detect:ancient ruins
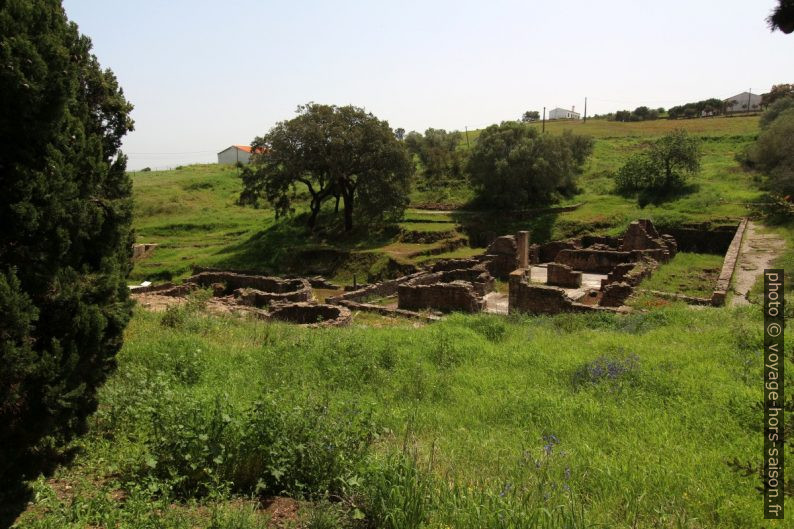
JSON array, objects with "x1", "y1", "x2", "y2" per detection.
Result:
[{"x1": 131, "y1": 217, "x2": 747, "y2": 324}]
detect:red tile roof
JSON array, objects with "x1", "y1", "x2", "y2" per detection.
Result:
[{"x1": 233, "y1": 145, "x2": 265, "y2": 154}]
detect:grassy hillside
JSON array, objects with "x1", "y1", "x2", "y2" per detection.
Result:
[
  {"x1": 462, "y1": 115, "x2": 759, "y2": 142},
  {"x1": 17, "y1": 115, "x2": 793, "y2": 529},
  {"x1": 15, "y1": 304, "x2": 783, "y2": 528},
  {"x1": 129, "y1": 116, "x2": 761, "y2": 284}
]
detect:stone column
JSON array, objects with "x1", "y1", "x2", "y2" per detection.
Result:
[{"x1": 516, "y1": 230, "x2": 529, "y2": 269}]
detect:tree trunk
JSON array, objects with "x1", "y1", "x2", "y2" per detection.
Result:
[
  {"x1": 342, "y1": 191, "x2": 354, "y2": 232},
  {"x1": 334, "y1": 194, "x2": 340, "y2": 214},
  {"x1": 308, "y1": 199, "x2": 320, "y2": 229}
]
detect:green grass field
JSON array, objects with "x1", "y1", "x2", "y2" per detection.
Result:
[
  {"x1": 638, "y1": 252, "x2": 725, "y2": 298},
  {"x1": 15, "y1": 303, "x2": 787, "y2": 529},
  {"x1": 21, "y1": 115, "x2": 790, "y2": 528},
  {"x1": 130, "y1": 117, "x2": 761, "y2": 284}
]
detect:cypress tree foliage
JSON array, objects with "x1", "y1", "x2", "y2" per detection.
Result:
[{"x1": 0, "y1": 0, "x2": 134, "y2": 514}]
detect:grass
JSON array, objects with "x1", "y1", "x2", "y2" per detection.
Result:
[
  {"x1": 129, "y1": 117, "x2": 760, "y2": 283},
  {"x1": 462, "y1": 115, "x2": 760, "y2": 142},
  {"x1": 13, "y1": 303, "x2": 786, "y2": 528},
  {"x1": 638, "y1": 252, "x2": 725, "y2": 298}
]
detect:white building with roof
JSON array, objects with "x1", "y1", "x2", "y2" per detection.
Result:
[
  {"x1": 217, "y1": 145, "x2": 254, "y2": 165},
  {"x1": 548, "y1": 107, "x2": 580, "y2": 120},
  {"x1": 723, "y1": 92, "x2": 762, "y2": 114}
]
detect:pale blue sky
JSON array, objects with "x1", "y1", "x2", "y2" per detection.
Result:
[{"x1": 63, "y1": 0, "x2": 792, "y2": 170}]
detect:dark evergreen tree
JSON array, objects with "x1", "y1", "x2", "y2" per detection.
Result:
[
  {"x1": 769, "y1": 0, "x2": 794, "y2": 33},
  {"x1": 0, "y1": 0, "x2": 134, "y2": 516}
]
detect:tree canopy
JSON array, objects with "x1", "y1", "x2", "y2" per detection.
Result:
[
  {"x1": 768, "y1": 0, "x2": 794, "y2": 33},
  {"x1": 762, "y1": 84, "x2": 794, "y2": 107},
  {"x1": 521, "y1": 110, "x2": 540, "y2": 122},
  {"x1": 466, "y1": 122, "x2": 593, "y2": 209},
  {"x1": 240, "y1": 103, "x2": 412, "y2": 232},
  {"x1": 667, "y1": 98, "x2": 725, "y2": 119},
  {"x1": 0, "y1": 0, "x2": 134, "y2": 514},
  {"x1": 614, "y1": 130, "x2": 701, "y2": 205},
  {"x1": 404, "y1": 128, "x2": 465, "y2": 187}
]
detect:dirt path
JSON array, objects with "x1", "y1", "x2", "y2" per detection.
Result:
[{"x1": 730, "y1": 221, "x2": 786, "y2": 306}]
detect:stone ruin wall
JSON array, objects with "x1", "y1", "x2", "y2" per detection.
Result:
[
  {"x1": 398, "y1": 280, "x2": 484, "y2": 313},
  {"x1": 546, "y1": 263, "x2": 582, "y2": 288},
  {"x1": 506, "y1": 219, "x2": 678, "y2": 314},
  {"x1": 186, "y1": 271, "x2": 313, "y2": 303}
]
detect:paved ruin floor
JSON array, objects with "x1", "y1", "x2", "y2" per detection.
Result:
[
  {"x1": 730, "y1": 221, "x2": 786, "y2": 306},
  {"x1": 530, "y1": 265, "x2": 607, "y2": 300},
  {"x1": 483, "y1": 292, "x2": 508, "y2": 314},
  {"x1": 483, "y1": 266, "x2": 607, "y2": 315}
]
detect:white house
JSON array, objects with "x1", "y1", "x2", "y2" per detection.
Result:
[
  {"x1": 217, "y1": 145, "x2": 254, "y2": 165},
  {"x1": 548, "y1": 107, "x2": 580, "y2": 120},
  {"x1": 723, "y1": 92, "x2": 762, "y2": 114}
]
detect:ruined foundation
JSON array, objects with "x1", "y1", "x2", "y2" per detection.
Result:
[
  {"x1": 186, "y1": 271, "x2": 312, "y2": 304},
  {"x1": 268, "y1": 302, "x2": 352, "y2": 327}
]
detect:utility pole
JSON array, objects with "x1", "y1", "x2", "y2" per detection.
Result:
[
  {"x1": 465, "y1": 126, "x2": 470, "y2": 149},
  {"x1": 583, "y1": 97, "x2": 587, "y2": 123},
  {"x1": 542, "y1": 107, "x2": 546, "y2": 133},
  {"x1": 747, "y1": 88, "x2": 752, "y2": 115}
]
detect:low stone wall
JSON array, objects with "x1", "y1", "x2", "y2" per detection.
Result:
[
  {"x1": 398, "y1": 280, "x2": 484, "y2": 313},
  {"x1": 711, "y1": 218, "x2": 748, "y2": 306},
  {"x1": 186, "y1": 271, "x2": 312, "y2": 302},
  {"x1": 535, "y1": 240, "x2": 579, "y2": 263},
  {"x1": 665, "y1": 223, "x2": 737, "y2": 253},
  {"x1": 600, "y1": 282, "x2": 633, "y2": 307},
  {"x1": 547, "y1": 263, "x2": 582, "y2": 288},
  {"x1": 431, "y1": 258, "x2": 483, "y2": 272},
  {"x1": 603, "y1": 258, "x2": 658, "y2": 288},
  {"x1": 508, "y1": 271, "x2": 619, "y2": 315},
  {"x1": 328, "y1": 271, "x2": 428, "y2": 304},
  {"x1": 638, "y1": 289, "x2": 712, "y2": 306},
  {"x1": 268, "y1": 302, "x2": 351, "y2": 327},
  {"x1": 335, "y1": 300, "x2": 441, "y2": 322},
  {"x1": 556, "y1": 249, "x2": 634, "y2": 273},
  {"x1": 132, "y1": 243, "x2": 158, "y2": 260}
]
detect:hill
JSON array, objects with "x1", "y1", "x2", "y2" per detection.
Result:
[{"x1": 130, "y1": 116, "x2": 762, "y2": 284}]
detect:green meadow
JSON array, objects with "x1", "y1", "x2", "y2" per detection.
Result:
[
  {"x1": 15, "y1": 303, "x2": 788, "y2": 528},
  {"x1": 130, "y1": 116, "x2": 762, "y2": 284},
  {"x1": 15, "y1": 115, "x2": 792, "y2": 529}
]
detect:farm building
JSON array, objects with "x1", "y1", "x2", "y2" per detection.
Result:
[
  {"x1": 217, "y1": 145, "x2": 256, "y2": 165},
  {"x1": 723, "y1": 92, "x2": 762, "y2": 114},
  {"x1": 548, "y1": 107, "x2": 580, "y2": 120}
]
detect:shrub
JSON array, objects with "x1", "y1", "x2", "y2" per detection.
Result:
[
  {"x1": 759, "y1": 96, "x2": 794, "y2": 129},
  {"x1": 467, "y1": 122, "x2": 593, "y2": 209},
  {"x1": 0, "y1": 0, "x2": 134, "y2": 508},
  {"x1": 613, "y1": 130, "x2": 701, "y2": 205},
  {"x1": 746, "y1": 108, "x2": 794, "y2": 198},
  {"x1": 138, "y1": 391, "x2": 377, "y2": 500},
  {"x1": 234, "y1": 396, "x2": 376, "y2": 498}
]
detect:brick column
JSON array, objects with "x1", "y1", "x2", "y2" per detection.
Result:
[{"x1": 516, "y1": 230, "x2": 529, "y2": 269}]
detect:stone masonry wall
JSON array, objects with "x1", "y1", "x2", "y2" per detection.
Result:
[
  {"x1": 556, "y1": 249, "x2": 634, "y2": 273},
  {"x1": 186, "y1": 272, "x2": 312, "y2": 301},
  {"x1": 398, "y1": 281, "x2": 483, "y2": 313},
  {"x1": 546, "y1": 263, "x2": 582, "y2": 288}
]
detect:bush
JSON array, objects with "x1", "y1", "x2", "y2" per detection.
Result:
[
  {"x1": 759, "y1": 96, "x2": 794, "y2": 129},
  {"x1": 613, "y1": 130, "x2": 701, "y2": 205},
  {"x1": 138, "y1": 391, "x2": 377, "y2": 500},
  {"x1": 467, "y1": 122, "x2": 593, "y2": 209},
  {"x1": 746, "y1": 108, "x2": 794, "y2": 198},
  {"x1": 0, "y1": 0, "x2": 134, "y2": 510}
]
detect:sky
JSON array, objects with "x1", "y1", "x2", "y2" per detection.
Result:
[{"x1": 62, "y1": 0, "x2": 792, "y2": 170}]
